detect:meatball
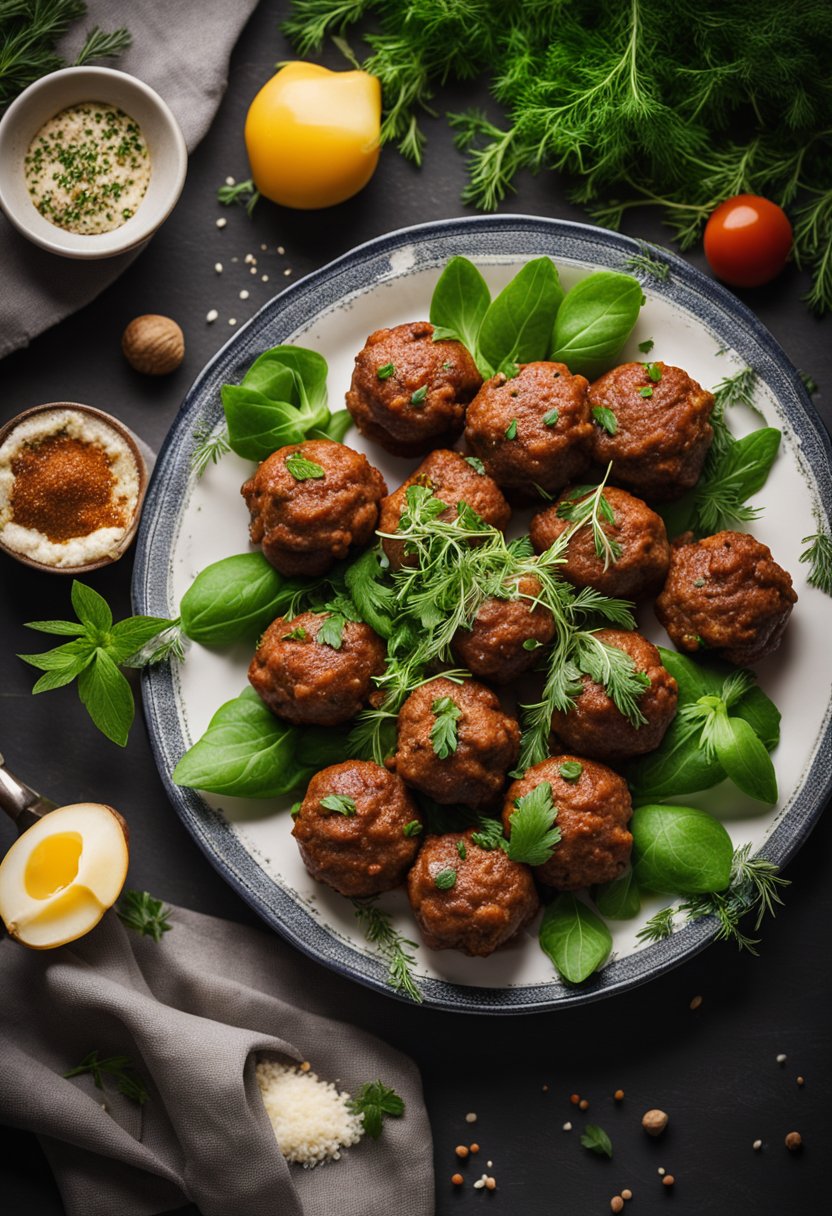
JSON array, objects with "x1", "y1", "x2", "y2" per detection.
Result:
[
  {"x1": 502, "y1": 756, "x2": 633, "y2": 891},
  {"x1": 530, "y1": 485, "x2": 671, "y2": 599},
  {"x1": 378, "y1": 448, "x2": 511, "y2": 570},
  {"x1": 655, "y1": 530, "x2": 797, "y2": 665},
  {"x1": 407, "y1": 829, "x2": 539, "y2": 956},
  {"x1": 588, "y1": 362, "x2": 714, "y2": 501},
  {"x1": 551, "y1": 629, "x2": 678, "y2": 762},
  {"x1": 242, "y1": 439, "x2": 386, "y2": 576},
  {"x1": 248, "y1": 612, "x2": 385, "y2": 726},
  {"x1": 292, "y1": 761, "x2": 421, "y2": 897},
  {"x1": 463, "y1": 361, "x2": 593, "y2": 501},
  {"x1": 452, "y1": 575, "x2": 555, "y2": 684},
  {"x1": 346, "y1": 321, "x2": 482, "y2": 457},
  {"x1": 389, "y1": 676, "x2": 520, "y2": 808}
]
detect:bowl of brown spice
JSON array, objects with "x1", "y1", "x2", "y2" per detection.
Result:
[{"x1": 0, "y1": 402, "x2": 148, "y2": 574}]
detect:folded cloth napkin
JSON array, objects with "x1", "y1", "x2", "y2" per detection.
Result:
[
  {"x1": 0, "y1": 0, "x2": 259, "y2": 359},
  {"x1": 0, "y1": 904, "x2": 434, "y2": 1216}
]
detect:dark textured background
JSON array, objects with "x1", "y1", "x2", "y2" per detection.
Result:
[{"x1": 1, "y1": 5, "x2": 829, "y2": 1213}]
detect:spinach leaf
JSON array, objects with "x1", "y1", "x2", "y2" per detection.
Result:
[
  {"x1": 180, "y1": 552, "x2": 305, "y2": 647},
  {"x1": 550, "y1": 271, "x2": 643, "y2": 378},
  {"x1": 733, "y1": 685, "x2": 781, "y2": 751},
  {"x1": 310, "y1": 409, "x2": 352, "y2": 443},
  {"x1": 221, "y1": 385, "x2": 309, "y2": 460},
  {"x1": 173, "y1": 688, "x2": 331, "y2": 798},
  {"x1": 593, "y1": 869, "x2": 641, "y2": 920},
  {"x1": 539, "y1": 893, "x2": 612, "y2": 984},
  {"x1": 243, "y1": 346, "x2": 328, "y2": 414},
  {"x1": 712, "y1": 713, "x2": 778, "y2": 804},
  {"x1": 222, "y1": 345, "x2": 331, "y2": 460},
  {"x1": 631, "y1": 803, "x2": 734, "y2": 895},
  {"x1": 628, "y1": 715, "x2": 725, "y2": 803},
  {"x1": 656, "y1": 646, "x2": 726, "y2": 703},
  {"x1": 429, "y1": 256, "x2": 491, "y2": 360},
  {"x1": 477, "y1": 257, "x2": 564, "y2": 375}
]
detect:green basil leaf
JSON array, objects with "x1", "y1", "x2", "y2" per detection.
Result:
[
  {"x1": 108, "y1": 616, "x2": 174, "y2": 662},
  {"x1": 581, "y1": 1124, "x2": 613, "y2": 1158},
  {"x1": 240, "y1": 358, "x2": 297, "y2": 405},
  {"x1": 173, "y1": 687, "x2": 318, "y2": 798},
  {"x1": 76, "y1": 650, "x2": 134, "y2": 747},
  {"x1": 656, "y1": 646, "x2": 727, "y2": 702},
  {"x1": 733, "y1": 685, "x2": 781, "y2": 752},
  {"x1": 593, "y1": 869, "x2": 641, "y2": 920},
  {"x1": 345, "y1": 549, "x2": 397, "y2": 640},
  {"x1": 539, "y1": 893, "x2": 612, "y2": 984},
  {"x1": 71, "y1": 581, "x2": 112, "y2": 634},
  {"x1": 429, "y1": 255, "x2": 492, "y2": 360},
  {"x1": 550, "y1": 271, "x2": 643, "y2": 378},
  {"x1": 23, "y1": 620, "x2": 87, "y2": 636},
  {"x1": 309, "y1": 409, "x2": 352, "y2": 443},
  {"x1": 631, "y1": 803, "x2": 734, "y2": 895},
  {"x1": 18, "y1": 638, "x2": 96, "y2": 671},
  {"x1": 712, "y1": 713, "x2": 778, "y2": 804},
  {"x1": 222, "y1": 384, "x2": 308, "y2": 460},
  {"x1": 627, "y1": 715, "x2": 725, "y2": 802},
  {"x1": 242, "y1": 345, "x2": 328, "y2": 415},
  {"x1": 31, "y1": 653, "x2": 94, "y2": 693},
  {"x1": 477, "y1": 257, "x2": 564, "y2": 375},
  {"x1": 180, "y1": 553, "x2": 305, "y2": 647},
  {"x1": 714, "y1": 427, "x2": 782, "y2": 502}
]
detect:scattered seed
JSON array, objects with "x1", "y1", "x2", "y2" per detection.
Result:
[
  {"x1": 485, "y1": 1177, "x2": 497, "y2": 1191},
  {"x1": 239, "y1": 289, "x2": 250, "y2": 300},
  {"x1": 470, "y1": 1144, "x2": 480, "y2": 1154},
  {"x1": 228, "y1": 317, "x2": 237, "y2": 326},
  {"x1": 250, "y1": 266, "x2": 257, "y2": 274},
  {"x1": 277, "y1": 245, "x2": 285, "y2": 254},
  {"x1": 611, "y1": 1199, "x2": 625, "y2": 1214},
  {"x1": 614, "y1": 1089, "x2": 625, "y2": 1102},
  {"x1": 451, "y1": 1174, "x2": 464, "y2": 1187},
  {"x1": 473, "y1": 1178, "x2": 486, "y2": 1190},
  {"x1": 214, "y1": 262, "x2": 223, "y2": 273},
  {"x1": 563, "y1": 1122, "x2": 573, "y2": 1132},
  {"x1": 465, "y1": 1112, "x2": 478, "y2": 1123},
  {"x1": 642, "y1": 1109, "x2": 669, "y2": 1137},
  {"x1": 260, "y1": 243, "x2": 267, "y2": 251},
  {"x1": 663, "y1": 1175, "x2": 675, "y2": 1188},
  {"x1": 205, "y1": 309, "x2": 218, "y2": 323},
  {"x1": 690, "y1": 994, "x2": 703, "y2": 1010},
  {"x1": 658, "y1": 1168, "x2": 666, "y2": 1177},
  {"x1": 621, "y1": 1190, "x2": 633, "y2": 1201},
  {"x1": 753, "y1": 1140, "x2": 763, "y2": 1151},
  {"x1": 579, "y1": 1099, "x2": 590, "y2": 1111},
  {"x1": 785, "y1": 1131, "x2": 802, "y2": 1151},
  {"x1": 299, "y1": 1061, "x2": 311, "y2": 1072},
  {"x1": 284, "y1": 268, "x2": 293, "y2": 276},
  {"x1": 486, "y1": 1159, "x2": 493, "y2": 1168},
  {"x1": 244, "y1": 253, "x2": 255, "y2": 264},
  {"x1": 455, "y1": 1146, "x2": 469, "y2": 1159},
  {"x1": 225, "y1": 175, "x2": 235, "y2": 186},
  {"x1": 797, "y1": 1076, "x2": 805, "y2": 1086},
  {"x1": 776, "y1": 1054, "x2": 787, "y2": 1065},
  {"x1": 215, "y1": 218, "x2": 227, "y2": 229},
  {"x1": 262, "y1": 274, "x2": 269, "y2": 282}
]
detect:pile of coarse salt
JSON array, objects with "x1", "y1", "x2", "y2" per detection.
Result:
[{"x1": 256, "y1": 1058, "x2": 364, "y2": 1167}]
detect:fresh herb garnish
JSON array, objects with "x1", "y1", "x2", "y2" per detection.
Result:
[
  {"x1": 348, "y1": 1080, "x2": 405, "y2": 1140},
  {"x1": 505, "y1": 417, "x2": 518, "y2": 439},
  {"x1": 403, "y1": 819, "x2": 423, "y2": 837},
  {"x1": 539, "y1": 894, "x2": 612, "y2": 983},
  {"x1": 433, "y1": 867, "x2": 458, "y2": 890},
  {"x1": 216, "y1": 178, "x2": 260, "y2": 215},
  {"x1": 282, "y1": 625, "x2": 308, "y2": 641},
  {"x1": 290, "y1": 801, "x2": 302, "y2": 818},
  {"x1": 117, "y1": 890, "x2": 172, "y2": 943},
  {"x1": 581, "y1": 1124, "x2": 613, "y2": 1158},
  {"x1": 352, "y1": 897, "x2": 422, "y2": 1002},
  {"x1": 624, "y1": 245, "x2": 670, "y2": 283},
  {"x1": 316, "y1": 614, "x2": 346, "y2": 650},
  {"x1": 638, "y1": 338, "x2": 655, "y2": 354},
  {"x1": 556, "y1": 481, "x2": 622, "y2": 571},
  {"x1": 320, "y1": 794, "x2": 357, "y2": 816},
  {"x1": 559, "y1": 761, "x2": 583, "y2": 781},
  {"x1": 506, "y1": 782, "x2": 560, "y2": 866},
  {"x1": 551, "y1": 271, "x2": 643, "y2": 377},
  {"x1": 800, "y1": 531, "x2": 832, "y2": 595},
  {"x1": 542, "y1": 408, "x2": 559, "y2": 426},
  {"x1": 645, "y1": 361, "x2": 663, "y2": 382},
  {"x1": 285, "y1": 452, "x2": 326, "y2": 480},
  {"x1": 65, "y1": 1051, "x2": 149, "y2": 1105},
  {"x1": 592, "y1": 405, "x2": 618, "y2": 434},
  {"x1": 456, "y1": 839, "x2": 467, "y2": 859},
  {"x1": 191, "y1": 423, "x2": 231, "y2": 478},
  {"x1": 638, "y1": 385, "x2": 653, "y2": 398},
  {"x1": 410, "y1": 385, "x2": 428, "y2": 405},
  {"x1": 636, "y1": 907, "x2": 676, "y2": 944},
  {"x1": 430, "y1": 696, "x2": 462, "y2": 759},
  {"x1": 377, "y1": 362, "x2": 396, "y2": 379},
  {"x1": 465, "y1": 456, "x2": 486, "y2": 474},
  {"x1": 522, "y1": 638, "x2": 543, "y2": 650},
  {"x1": 471, "y1": 817, "x2": 507, "y2": 852},
  {"x1": 632, "y1": 803, "x2": 734, "y2": 895}
]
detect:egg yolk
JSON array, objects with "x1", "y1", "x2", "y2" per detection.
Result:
[{"x1": 24, "y1": 831, "x2": 82, "y2": 899}]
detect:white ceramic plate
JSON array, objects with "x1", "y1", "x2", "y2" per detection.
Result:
[{"x1": 134, "y1": 216, "x2": 832, "y2": 1012}]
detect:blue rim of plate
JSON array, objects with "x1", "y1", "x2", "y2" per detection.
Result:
[{"x1": 133, "y1": 214, "x2": 832, "y2": 1014}]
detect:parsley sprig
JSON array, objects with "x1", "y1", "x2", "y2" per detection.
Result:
[
  {"x1": 348, "y1": 1080, "x2": 405, "y2": 1139},
  {"x1": 505, "y1": 782, "x2": 560, "y2": 866},
  {"x1": 430, "y1": 696, "x2": 461, "y2": 758}
]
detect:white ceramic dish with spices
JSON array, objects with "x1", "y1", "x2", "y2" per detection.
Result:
[
  {"x1": 0, "y1": 66, "x2": 186, "y2": 259},
  {"x1": 0, "y1": 402, "x2": 148, "y2": 574}
]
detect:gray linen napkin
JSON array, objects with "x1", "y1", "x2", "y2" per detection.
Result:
[
  {"x1": 0, "y1": 0, "x2": 259, "y2": 359},
  {"x1": 0, "y1": 904, "x2": 434, "y2": 1216}
]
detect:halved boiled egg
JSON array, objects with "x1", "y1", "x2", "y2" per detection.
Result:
[{"x1": 0, "y1": 803, "x2": 129, "y2": 949}]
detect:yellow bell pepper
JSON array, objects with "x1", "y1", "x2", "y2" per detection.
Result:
[{"x1": 244, "y1": 62, "x2": 382, "y2": 210}]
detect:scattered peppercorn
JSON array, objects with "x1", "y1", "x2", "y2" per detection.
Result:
[
  {"x1": 579, "y1": 1099, "x2": 590, "y2": 1111},
  {"x1": 785, "y1": 1132, "x2": 802, "y2": 1151},
  {"x1": 470, "y1": 1144, "x2": 480, "y2": 1154},
  {"x1": 455, "y1": 1146, "x2": 469, "y2": 1159},
  {"x1": 642, "y1": 1109, "x2": 669, "y2": 1137},
  {"x1": 611, "y1": 1198, "x2": 624, "y2": 1214},
  {"x1": 451, "y1": 1173, "x2": 464, "y2": 1186},
  {"x1": 614, "y1": 1089, "x2": 625, "y2": 1102},
  {"x1": 663, "y1": 1175, "x2": 675, "y2": 1188},
  {"x1": 797, "y1": 1076, "x2": 805, "y2": 1086},
  {"x1": 690, "y1": 994, "x2": 703, "y2": 1010},
  {"x1": 570, "y1": 1093, "x2": 581, "y2": 1105},
  {"x1": 485, "y1": 1177, "x2": 497, "y2": 1191}
]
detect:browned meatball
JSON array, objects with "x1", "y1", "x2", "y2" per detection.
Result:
[
  {"x1": 249, "y1": 612, "x2": 386, "y2": 726},
  {"x1": 530, "y1": 485, "x2": 671, "y2": 600},
  {"x1": 242, "y1": 439, "x2": 386, "y2": 576},
  {"x1": 346, "y1": 321, "x2": 482, "y2": 457},
  {"x1": 452, "y1": 575, "x2": 555, "y2": 684},
  {"x1": 655, "y1": 531, "x2": 797, "y2": 665},
  {"x1": 378, "y1": 448, "x2": 511, "y2": 570},
  {"x1": 407, "y1": 829, "x2": 539, "y2": 956},
  {"x1": 502, "y1": 756, "x2": 632, "y2": 891},
  {"x1": 588, "y1": 362, "x2": 714, "y2": 501},
  {"x1": 389, "y1": 676, "x2": 520, "y2": 808},
  {"x1": 292, "y1": 761, "x2": 421, "y2": 897},
  {"x1": 463, "y1": 362, "x2": 593, "y2": 501},
  {"x1": 551, "y1": 629, "x2": 678, "y2": 762}
]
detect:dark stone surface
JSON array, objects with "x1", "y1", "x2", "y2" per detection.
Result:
[{"x1": 1, "y1": 4, "x2": 829, "y2": 1214}]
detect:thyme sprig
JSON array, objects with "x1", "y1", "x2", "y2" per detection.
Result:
[{"x1": 352, "y1": 896, "x2": 423, "y2": 1003}]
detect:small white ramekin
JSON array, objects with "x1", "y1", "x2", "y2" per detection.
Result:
[{"x1": 0, "y1": 66, "x2": 187, "y2": 260}]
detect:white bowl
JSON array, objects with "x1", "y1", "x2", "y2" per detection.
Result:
[{"x1": 0, "y1": 67, "x2": 187, "y2": 260}]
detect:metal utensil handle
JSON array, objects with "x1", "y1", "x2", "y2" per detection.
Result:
[{"x1": 0, "y1": 753, "x2": 57, "y2": 834}]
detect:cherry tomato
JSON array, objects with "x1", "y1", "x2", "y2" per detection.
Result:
[{"x1": 704, "y1": 194, "x2": 793, "y2": 289}]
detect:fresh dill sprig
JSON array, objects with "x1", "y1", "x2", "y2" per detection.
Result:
[
  {"x1": 623, "y1": 244, "x2": 670, "y2": 283},
  {"x1": 74, "y1": 25, "x2": 131, "y2": 65},
  {"x1": 117, "y1": 890, "x2": 172, "y2": 943},
  {"x1": 710, "y1": 367, "x2": 761, "y2": 453},
  {"x1": 216, "y1": 179, "x2": 260, "y2": 216},
  {"x1": 680, "y1": 845, "x2": 789, "y2": 954},
  {"x1": 65, "y1": 1051, "x2": 149, "y2": 1104},
  {"x1": 557, "y1": 482, "x2": 623, "y2": 571},
  {"x1": 352, "y1": 896, "x2": 423, "y2": 1003},
  {"x1": 191, "y1": 424, "x2": 231, "y2": 477},
  {"x1": 635, "y1": 906, "x2": 676, "y2": 944},
  {"x1": 799, "y1": 531, "x2": 832, "y2": 595}
]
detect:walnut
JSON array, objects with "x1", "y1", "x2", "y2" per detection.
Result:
[{"x1": 122, "y1": 315, "x2": 184, "y2": 375}]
